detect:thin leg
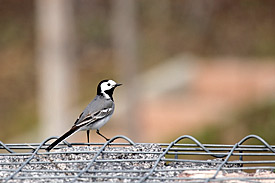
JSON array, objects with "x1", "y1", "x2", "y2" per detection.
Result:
[
  {"x1": 86, "y1": 130, "x2": 90, "y2": 146},
  {"x1": 96, "y1": 129, "x2": 109, "y2": 141}
]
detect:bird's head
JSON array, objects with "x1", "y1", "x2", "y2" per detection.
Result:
[{"x1": 97, "y1": 79, "x2": 122, "y2": 100}]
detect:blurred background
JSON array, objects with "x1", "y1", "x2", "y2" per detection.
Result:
[{"x1": 0, "y1": 0, "x2": 275, "y2": 144}]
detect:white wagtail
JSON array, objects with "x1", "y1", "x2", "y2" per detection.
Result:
[{"x1": 45, "y1": 79, "x2": 122, "y2": 151}]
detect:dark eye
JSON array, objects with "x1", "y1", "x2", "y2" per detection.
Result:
[{"x1": 107, "y1": 83, "x2": 111, "y2": 86}]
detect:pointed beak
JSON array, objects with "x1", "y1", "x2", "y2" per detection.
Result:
[{"x1": 115, "y1": 83, "x2": 122, "y2": 87}]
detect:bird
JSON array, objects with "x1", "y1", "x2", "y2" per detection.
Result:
[{"x1": 45, "y1": 79, "x2": 122, "y2": 151}]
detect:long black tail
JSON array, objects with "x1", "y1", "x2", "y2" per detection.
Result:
[{"x1": 45, "y1": 126, "x2": 79, "y2": 152}]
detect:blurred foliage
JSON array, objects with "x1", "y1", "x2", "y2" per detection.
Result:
[
  {"x1": 195, "y1": 100, "x2": 275, "y2": 144},
  {"x1": 0, "y1": 0, "x2": 275, "y2": 141}
]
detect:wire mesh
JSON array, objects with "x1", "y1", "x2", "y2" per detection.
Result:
[{"x1": 0, "y1": 134, "x2": 275, "y2": 182}]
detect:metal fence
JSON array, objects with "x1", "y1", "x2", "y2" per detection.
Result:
[{"x1": 0, "y1": 134, "x2": 275, "y2": 182}]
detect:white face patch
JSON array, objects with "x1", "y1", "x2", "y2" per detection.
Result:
[{"x1": 100, "y1": 80, "x2": 117, "y2": 94}]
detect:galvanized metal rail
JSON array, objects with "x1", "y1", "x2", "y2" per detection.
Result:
[{"x1": 0, "y1": 134, "x2": 274, "y2": 182}]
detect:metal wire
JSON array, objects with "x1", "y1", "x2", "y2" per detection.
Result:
[
  {"x1": 0, "y1": 134, "x2": 274, "y2": 182},
  {"x1": 206, "y1": 134, "x2": 275, "y2": 182},
  {"x1": 72, "y1": 135, "x2": 136, "y2": 182}
]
